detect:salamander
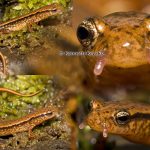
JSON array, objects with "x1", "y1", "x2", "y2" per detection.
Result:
[
  {"x1": 87, "y1": 99, "x2": 150, "y2": 145},
  {"x1": 0, "y1": 105, "x2": 59, "y2": 137},
  {"x1": 76, "y1": 12, "x2": 150, "y2": 100}
]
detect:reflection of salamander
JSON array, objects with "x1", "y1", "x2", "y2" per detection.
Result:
[
  {"x1": 0, "y1": 3, "x2": 63, "y2": 74},
  {"x1": 0, "y1": 87, "x2": 43, "y2": 97},
  {"x1": 87, "y1": 100, "x2": 150, "y2": 145},
  {"x1": 0, "y1": 106, "x2": 59, "y2": 137}
]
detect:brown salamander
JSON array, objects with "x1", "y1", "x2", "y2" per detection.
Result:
[
  {"x1": 87, "y1": 100, "x2": 150, "y2": 145},
  {"x1": 0, "y1": 3, "x2": 63, "y2": 33},
  {"x1": 0, "y1": 105, "x2": 59, "y2": 136}
]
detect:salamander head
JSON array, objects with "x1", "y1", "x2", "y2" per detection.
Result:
[
  {"x1": 77, "y1": 12, "x2": 150, "y2": 76},
  {"x1": 86, "y1": 100, "x2": 150, "y2": 138}
]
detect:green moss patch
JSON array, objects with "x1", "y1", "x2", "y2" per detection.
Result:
[{"x1": 0, "y1": 75, "x2": 54, "y2": 119}]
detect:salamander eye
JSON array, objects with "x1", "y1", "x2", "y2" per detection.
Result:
[
  {"x1": 77, "y1": 17, "x2": 99, "y2": 48},
  {"x1": 115, "y1": 111, "x2": 130, "y2": 125}
]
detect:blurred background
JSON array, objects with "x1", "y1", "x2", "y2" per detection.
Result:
[{"x1": 72, "y1": 0, "x2": 150, "y2": 29}]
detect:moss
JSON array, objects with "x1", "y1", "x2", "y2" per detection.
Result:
[
  {"x1": 0, "y1": 75, "x2": 55, "y2": 119},
  {"x1": 0, "y1": 25, "x2": 43, "y2": 53}
]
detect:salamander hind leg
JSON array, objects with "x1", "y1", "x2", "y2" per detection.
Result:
[
  {"x1": 27, "y1": 23, "x2": 35, "y2": 32},
  {"x1": 28, "y1": 127, "x2": 35, "y2": 140}
]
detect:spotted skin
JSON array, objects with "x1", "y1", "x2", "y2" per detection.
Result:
[{"x1": 86, "y1": 100, "x2": 150, "y2": 145}]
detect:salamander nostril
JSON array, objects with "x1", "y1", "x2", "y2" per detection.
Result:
[{"x1": 77, "y1": 26, "x2": 90, "y2": 40}]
